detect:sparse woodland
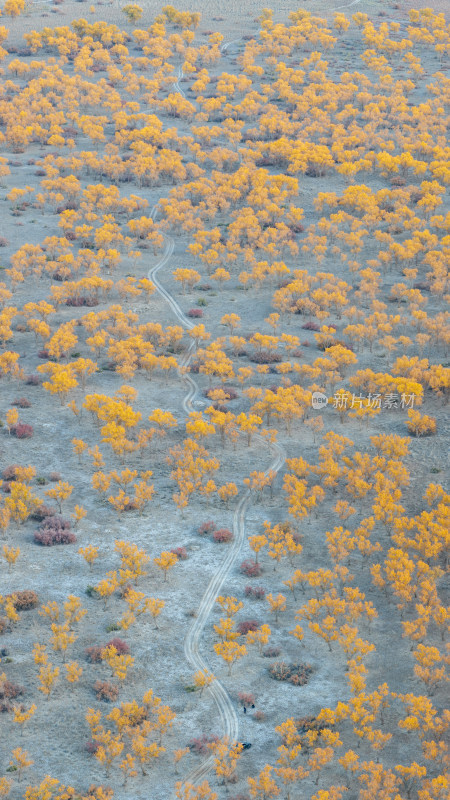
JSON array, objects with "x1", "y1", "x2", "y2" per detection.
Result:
[{"x1": 0, "y1": 2, "x2": 448, "y2": 799}]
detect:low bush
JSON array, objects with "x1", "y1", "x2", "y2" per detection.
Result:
[
  {"x1": 171, "y1": 546, "x2": 188, "y2": 560},
  {"x1": 240, "y1": 560, "x2": 262, "y2": 578},
  {"x1": 34, "y1": 528, "x2": 76, "y2": 546},
  {"x1": 244, "y1": 586, "x2": 266, "y2": 600},
  {"x1": 85, "y1": 646, "x2": 103, "y2": 663},
  {"x1": 249, "y1": 351, "x2": 282, "y2": 364},
  {"x1": 294, "y1": 715, "x2": 326, "y2": 736},
  {"x1": 0, "y1": 676, "x2": 24, "y2": 713},
  {"x1": 34, "y1": 516, "x2": 76, "y2": 546},
  {"x1": 263, "y1": 647, "x2": 281, "y2": 658},
  {"x1": 86, "y1": 639, "x2": 130, "y2": 663},
  {"x1": 105, "y1": 638, "x2": 130, "y2": 655},
  {"x1": 268, "y1": 661, "x2": 313, "y2": 685},
  {"x1": 238, "y1": 692, "x2": 255, "y2": 707},
  {"x1": 2, "y1": 465, "x2": 19, "y2": 481},
  {"x1": 85, "y1": 740, "x2": 100, "y2": 754},
  {"x1": 198, "y1": 520, "x2": 216, "y2": 536},
  {"x1": 253, "y1": 710, "x2": 265, "y2": 721},
  {"x1": 237, "y1": 621, "x2": 258, "y2": 636},
  {"x1": 213, "y1": 528, "x2": 233, "y2": 543},
  {"x1": 188, "y1": 734, "x2": 219, "y2": 755},
  {"x1": 301, "y1": 321, "x2": 320, "y2": 331},
  {"x1": 11, "y1": 423, "x2": 34, "y2": 439},
  {"x1": 289, "y1": 222, "x2": 304, "y2": 233},
  {"x1": 25, "y1": 374, "x2": 41, "y2": 386},
  {"x1": 31, "y1": 505, "x2": 57, "y2": 521},
  {"x1": 66, "y1": 296, "x2": 99, "y2": 307},
  {"x1": 12, "y1": 398, "x2": 31, "y2": 408},
  {"x1": 94, "y1": 681, "x2": 119, "y2": 702},
  {"x1": 0, "y1": 619, "x2": 8, "y2": 636},
  {"x1": 7, "y1": 591, "x2": 38, "y2": 610},
  {"x1": 0, "y1": 237, "x2": 9, "y2": 247},
  {"x1": 187, "y1": 308, "x2": 203, "y2": 318},
  {"x1": 49, "y1": 472, "x2": 62, "y2": 482}
]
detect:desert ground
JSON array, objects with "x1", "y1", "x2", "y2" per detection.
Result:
[{"x1": 0, "y1": 1, "x2": 448, "y2": 800}]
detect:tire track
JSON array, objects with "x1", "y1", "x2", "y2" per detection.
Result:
[
  {"x1": 148, "y1": 203, "x2": 285, "y2": 793},
  {"x1": 149, "y1": 36, "x2": 285, "y2": 792}
]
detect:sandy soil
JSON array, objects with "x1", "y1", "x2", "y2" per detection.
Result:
[{"x1": 0, "y1": 2, "x2": 448, "y2": 799}]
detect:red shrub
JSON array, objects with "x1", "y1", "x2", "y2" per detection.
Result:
[
  {"x1": 31, "y1": 505, "x2": 57, "y2": 521},
  {"x1": 301, "y1": 321, "x2": 320, "y2": 331},
  {"x1": 105, "y1": 638, "x2": 130, "y2": 655},
  {"x1": 0, "y1": 677, "x2": 24, "y2": 710},
  {"x1": 34, "y1": 516, "x2": 75, "y2": 546},
  {"x1": 188, "y1": 734, "x2": 219, "y2": 755},
  {"x1": 198, "y1": 520, "x2": 216, "y2": 536},
  {"x1": 0, "y1": 237, "x2": 9, "y2": 248},
  {"x1": 263, "y1": 646, "x2": 281, "y2": 658},
  {"x1": 2, "y1": 465, "x2": 19, "y2": 481},
  {"x1": 187, "y1": 308, "x2": 203, "y2": 318},
  {"x1": 12, "y1": 398, "x2": 31, "y2": 408},
  {"x1": 249, "y1": 351, "x2": 282, "y2": 364},
  {"x1": 85, "y1": 646, "x2": 104, "y2": 663},
  {"x1": 171, "y1": 546, "x2": 188, "y2": 560},
  {"x1": 7, "y1": 591, "x2": 38, "y2": 610},
  {"x1": 11, "y1": 424, "x2": 34, "y2": 439},
  {"x1": 25, "y1": 374, "x2": 41, "y2": 385},
  {"x1": 237, "y1": 621, "x2": 258, "y2": 635},
  {"x1": 66, "y1": 296, "x2": 99, "y2": 307},
  {"x1": 86, "y1": 639, "x2": 129, "y2": 662},
  {"x1": 238, "y1": 692, "x2": 255, "y2": 707},
  {"x1": 94, "y1": 681, "x2": 119, "y2": 702},
  {"x1": 85, "y1": 740, "x2": 100, "y2": 754},
  {"x1": 244, "y1": 586, "x2": 266, "y2": 600},
  {"x1": 213, "y1": 528, "x2": 233, "y2": 543},
  {"x1": 240, "y1": 560, "x2": 262, "y2": 578},
  {"x1": 34, "y1": 529, "x2": 76, "y2": 546}
]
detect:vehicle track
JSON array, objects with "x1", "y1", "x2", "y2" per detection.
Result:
[{"x1": 148, "y1": 206, "x2": 285, "y2": 792}]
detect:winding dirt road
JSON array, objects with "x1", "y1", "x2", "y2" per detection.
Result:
[
  {"x1": 147, "y1": 35, "x2": 290, "y2": 794},
  {"x1": 148, "y1": 207, "x2": 285, "y2": 792}
]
